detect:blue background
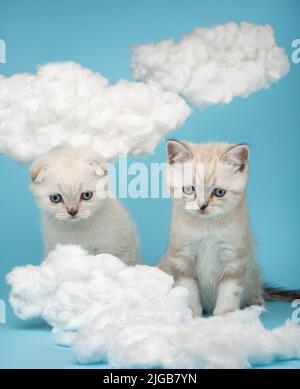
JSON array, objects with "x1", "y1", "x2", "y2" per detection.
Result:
[{"x1": 0, "y1": 0, "x2": 299, "y2": 368}]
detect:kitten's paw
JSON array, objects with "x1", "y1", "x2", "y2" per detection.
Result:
[
  {"x1": 213, "y1": 306, "x2": 236, "y2": 316},
  {"x1": 191, "y1": 304, "x2": 203, "y2": 317}
]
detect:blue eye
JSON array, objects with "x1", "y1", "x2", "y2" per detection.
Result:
[
  {"x1": 183, "y1": 186, "x2": 195, "y2": 195},
  {"x1": 81, "y1": 191, "x2": 93, "y2": 201},
  {"x1": 213, "y1": 188, "x2": 226, "y2": 198},
  {"x1": 49, "y1": 194, "x2": 62, "y2": 203}
]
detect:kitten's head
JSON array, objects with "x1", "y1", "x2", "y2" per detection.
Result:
[
  {"x1": 167, "y1": 140, "x2": 249, "y2": 218},
  {"x1": 30, "y1": 147, "x2": 108, "y2": 221}
]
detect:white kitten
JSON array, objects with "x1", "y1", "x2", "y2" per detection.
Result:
[
  {"x1": 30, "y1": 147, "x2": 140, "y2": 265},
  {"x1": 159, "y1": 140, "x2": 263, "y2": 316}
]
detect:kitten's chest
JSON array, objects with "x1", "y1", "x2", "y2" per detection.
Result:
[
  {"x1": 193, "y1": 226, "x2": 238, "y2": 284},
  {"x1": 195, "y1": 235, "x2": 223, "y2": 278},
  {"x1": 45, "y1": 216, "x2": 111, "y2": 253}
]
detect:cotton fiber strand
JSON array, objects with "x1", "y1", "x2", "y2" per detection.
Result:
[
  {"x1": 131, "y1": 21, "x2": 290, "y2": 108},
  {"x1": 6, "y1": 244, "x2": 300, "y2": 369},
  {"x1": 0, "y1": 62, "x2": 191, "y2": 162}
]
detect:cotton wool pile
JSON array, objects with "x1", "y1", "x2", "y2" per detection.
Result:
[
  {"x1": 0, "y1": 61, "x2": 190, "y2": 162},
  {"x1": 6, "y1": 244, "x2": 300, "y2": 369},
  {"x1": 132, "y1": 21, "x2": 290, "y2": 108}
]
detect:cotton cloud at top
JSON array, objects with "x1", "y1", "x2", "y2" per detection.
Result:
[
  {"x1": 0, "y1": 62, "x2": 191, "y2": 162},
  {"x1": 131, "y1": 21, "x2": 290, "y2": 108},
  {"x1": 6, "y1": 244, "x2": 300, "y2": 368}
]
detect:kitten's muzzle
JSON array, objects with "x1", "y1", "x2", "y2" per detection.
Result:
[{"x1": 67, "y1": 207, "x2": 79, "y2": 217}]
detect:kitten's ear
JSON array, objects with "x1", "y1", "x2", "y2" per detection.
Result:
[
  {"x1": 221, "y1": 144, "x2": 250, "y2": 172},
  {"x1": 167, "y1": 140, "x2": 193, "y2": 165},
  {"x1": 30, "y1": 159, "x2": 48, "y2": 183}
]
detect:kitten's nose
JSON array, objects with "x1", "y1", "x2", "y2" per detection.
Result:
[
  {"x1": 200, "y1": 203, "x2": 208, "y2": 211},
  {"x1": 67, "y1": 207, "x2": 78, "y2": 217}
]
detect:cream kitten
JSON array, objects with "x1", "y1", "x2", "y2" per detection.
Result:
[
  {"x1": 159, "y1": 140, "x2": 263, "y2": 316},
  {"x1": 30, "y1": 147, "x2": 140, "y2": 265}
]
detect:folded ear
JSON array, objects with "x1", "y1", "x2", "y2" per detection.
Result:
[
  {"x1": 30, "y1": 159, "x2": 48, "y2": 183},
  {"x1": 167, "y1": 139, "x2": 193, "y2": 165},
  {"x1": 221, "y1": 144, "x2": 250, "y2": 172}
]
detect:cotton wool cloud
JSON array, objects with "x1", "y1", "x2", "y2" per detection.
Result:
[
  {"x1": 6, "y1": 244, "x2": 300, "y2": 369},
  {"x1": 131, "y1": 21, "x2": 290, "y2": 108},
  {"x1": 0, "y1": 62, "x2": 191, "y2": 162}
]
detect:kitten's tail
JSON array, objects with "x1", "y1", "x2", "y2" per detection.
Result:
[{"x1": 263, "y1": 285, "x2": 300, "y2": 302}]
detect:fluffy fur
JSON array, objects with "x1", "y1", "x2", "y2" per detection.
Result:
[
  {"x1": 159, "y1": 140, "x2": 263, "y2": 315},
  {"x1": 30, "y1": 147, "x2": 140, "y2": 265}
]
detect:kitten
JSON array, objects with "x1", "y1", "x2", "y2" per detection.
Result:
[
  {"x1": 30, "y1": 147, "x2": 140, "y2": 266},
  {"x1": 159, "y1": 140, "x2": 263, "y2": 316}
]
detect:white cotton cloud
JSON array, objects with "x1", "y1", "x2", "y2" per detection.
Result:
[
  {"x1": 6, "y1": 244, "x2": 300, "y2": 369},
  {"x1": 131, "y1": 21, "x2": 290, "y2": 108},
  {"x1": 0, "y1": 62, "x2": 191, "y2": 162}
]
